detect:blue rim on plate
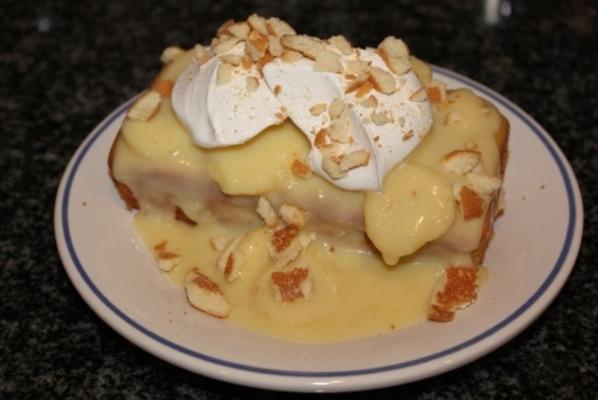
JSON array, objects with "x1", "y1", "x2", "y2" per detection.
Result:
[{"x1": 57, "y1": 67, "x2": 580, "y2": 378}]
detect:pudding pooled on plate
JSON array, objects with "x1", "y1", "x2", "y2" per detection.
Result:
[{"x1": 108, "y1": 15, "x2": 509, "y2": 343}]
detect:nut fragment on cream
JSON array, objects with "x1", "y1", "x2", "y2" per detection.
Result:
[{"x1": 171, "y1": 17, "x2": 433, "y2": 191}]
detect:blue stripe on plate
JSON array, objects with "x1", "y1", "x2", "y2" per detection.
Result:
[{"x1": 61, "y1": 68, "x2": 577, "y2": 377}]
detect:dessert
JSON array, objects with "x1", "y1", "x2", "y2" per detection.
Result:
[{"x1": 108, "y1": 15, "x2": 508, "y2": 343}]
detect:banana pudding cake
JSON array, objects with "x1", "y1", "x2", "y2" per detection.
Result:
[{"x1": 108, "y1": 15, "x2": 508, "y2": 343}]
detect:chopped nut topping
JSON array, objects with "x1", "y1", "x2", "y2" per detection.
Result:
[
  {"x1": 185, "y1": 268, "x2": 230, "y2": 318},
  {"x1": 193, "y1": 44, "x2": 211, "y2": 64},
  {"x1": 256, "y1": 196, "x2": 279, "y2": 228},
  {"x1": 246, "y1": 76, "x2": 260, "y2": 92},
  {"x1": 445, "y1": 110, "x2": 462, "y2": 125},
  {"x1": 327, "y1": 110, "x2": 353, "y2": 143},
  {"x1": 160, "y1": 46, "x2": 184, "y2": 64},
  {"x1": 369, "y1": 67, "x2": 396, "y2": 94},
  {"x1": 266, "y1": 17, "x2": 296, "y2": 37},
  {"x1": 428, "y1": 266, "x2": 480, "y2": 322},
  {"x1": 291, "y1": 159, "x2": 312, "y2": 178},
  {"x1": 280, "y1": 34, "x2": 325, "y2": 60},
  {"x1": 339, "y1": 149, "x2": 371, "y2": 171},
  {"x1": 427, "y1": 80, "x2": 447, "y2": 104},
  {"x1": 377, "y1": 36, "x2": 411, "y2": 75},
  {"x1": 247, "y1": 14, "x2": 268, "y2": 35},
  {"x1": 274, "y1": 84, "x2": 282, "y2": 95},
  {"x1": 240, "y1": 55, "x2": 253, "y2": 69},
  {"x1": 345, "y1": 60, "x2": 370, "y2": 79},
  {"x1": 216, "y1": 62, "x2": 234, "y2": 86},
  {"x1": 314, "y1": 129, "x2": 331, "y2": 149},
  {"x1": 457, "y1": 184, "x2": 484, "y2": 220},
  {"x1": 271, "y1": 267, "x2": 312, "y2": 302},
  {"x1": 271, "y1": 224, "x2": 300, "y2": 253},
  {"x1": 217, "y1": 235, "x2": 245, "y2": 282},
  {"x1": 328, "y1": 35, "x2": 353, "y2": 55},
  {"x1": 309, "y1": 103, "x2": 327, "y2": 116},
  {"x1": 355, "y1": 81, "x2": 374, "y2": 98},
  {"x1": 267, "y1": 35, "x2": 284, "y2": 57},
  {"x1": 156, "y1": 247, "x2": 181, "y2": 272},
  {"x1": 314, "y1": 49, "x2": 344, "y2": 73},
  {"x1": 359, "y1": 95, "x2": 378, "y2": 108},
  {"x1": 409, "y1": 87, "x2": 428, "y2": 102},
  {"x1": 227, "y1": 21, "x2": 251, "y2": 39},
  {"x1": 246, "y1": 30, "x2": 269, "y2": 61},
  {"x1": 213, "y1": 37, "x2": 243, "y2": 56},
  {"x1": 279, "y1": 204, "x2": 306, "y2": 228},
  {"x1": 443, "y1": 150, "x2": 482, "y2": 176},
  {"x1": 268, "y1": 229, "x2": 315, "y2": 268},
  {"x1": 402, "y1": 130, "x2": 414, "y2": 141},
  {"x1": 371, "y1": 111, "x2": 388, "y2": 125},
  {"x1": 220, "y1": 54, "x2": 242, "y2": 66},
  {"x1": 328, "y1": 98, "x2": 346, "y2": 120},
  {"x1": 127, "y1": 91, "x2": 161, "y2": 122},
  {"x1": 280, "y1": 49, "x2": 303, "y2": 63},
  {"x1": 216, "y1": 19, "x2": 235, "y2": 37}
]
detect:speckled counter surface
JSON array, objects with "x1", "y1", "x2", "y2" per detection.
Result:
[{"x1": 1, "y1": 0, "x2": 596, "y2": 398}]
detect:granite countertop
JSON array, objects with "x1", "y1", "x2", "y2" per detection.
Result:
[{"x1": 2, "y1": 0, "x2": 597, "y2": 398}]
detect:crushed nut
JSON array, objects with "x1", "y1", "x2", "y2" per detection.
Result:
[
  {"x1": 227, "y1": 21, "x2": 251, "y2": 39},
  {"x1": 266, "y1": 17, "x2": 296, "y2": 37},
  {"x1": 216, "y1": 62, "x2": 234, "y2": 86},
  {"x1": 409, "y1": 87, "x2": 428, "y2": 102},
  {"x1": 327, "y1": 110, "x2": 353, "y2": 143},
  {"x1": 368, "y1": 67, "x2": 396, "y2": 94},
  {"x1": 457, "y1": 184, "x2": 484, "y2": 220},
  {"x1": 428, "y1": 266, "x2": 480, "y2": 322},
  {"x1": 359, "y1": 95, "x2": 378, "y2": 108},
  {"x1": 216, "y1": 235, "x2": 245, "y2": 282},
  {"x1": 184, "y1": 268, "x2": 230, "y2": 318},
  {"x1": 354, "y1": 81, "x2": 374, "y2": 98},
  {"x1": 279, "y1": 204, "x2": 306, "y2": 228},
  {"x1": 309, "y1": 103, "x2": 327, "y2": 116},
  {"x1": 328, "y1": 35, "x2": 353, "y2": 55},
  {"x1": 160, "y1": 46, "x2": 184, "y2": 64},
  {"x1": 193, "y1": 44, "x2": 211, "y2": 64},
  {"x1": 256, "y1": 196, "x2": 279, "y2": 228},
  {"x1": 268, "y1": 228, "x2": 315, "y2": 268},
  {"x1": 246, "y1": 30, "x2": 269, "y2": 61},
  {"x1": 213, "y1": 37, "x2": 243, "y2": 56},
  {"x1": 377, "y1": 36, "x2": 411, "y2": 75},
  {"x1": 127, "y1": 91, "x2": 161, "y2": 122},
  {"x1": 371, "y1": 111, "x2": 388, "y2": 125},
  {"x1": 246, "y1": 76, "x2": 260, "y2": 92},
  {"x1": 291, "y1": 159, "x2": 312, "y2": 178},
  {"x1": 345, "y1": 60, "x2": 370, "y2": 79},
  {"x1": 280, "y1": 49, "x2": 303, "y2": 63},
  {"x1": 338, "y1": 149, "x2": 371, "y2": 172},
  {"x1": 267, "y1": 35, "x2": 284, "y2": 56},
  {"x1": 402, "y1": 130, "x2": 414, "y2": 141},
  {"x1": 280, "y1": 34, "x2": 325, "y2": 59},
  {"x1": 443, "y1": 150, "x2": 482, "y2": 176},
  {"x1": 152, "y1": 79, "x2": 174, "y2": 98},
  {"x1": 328, "y1": 98, "x2": 346, "y2": 120},
  {"x1": 271, "y1": 267, "x2": 312, "y2": 302},
  {"x1": 247, "y1": 14, "x2": 269, "y2": 35},
  {"x1": 427, "y1": 80, "x2": 447, "y2": 104},
  {"x1": 314, "y1": 49, "x2": 344, "y2": 73},
  {"x1": 220, "y1": 54, "x2": 242, "y2": 66}
]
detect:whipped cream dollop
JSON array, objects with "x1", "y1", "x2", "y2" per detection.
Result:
[{"x1": 171, "y1": 22, "x2": 433, "y2": 191}]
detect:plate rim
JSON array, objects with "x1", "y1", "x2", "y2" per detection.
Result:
[{"x1": 54, "y1": 66, "x2": 584, "y2": 391}]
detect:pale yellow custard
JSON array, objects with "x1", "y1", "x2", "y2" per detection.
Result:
[{"x1": 109, "y1": 21, "x2": 507, "y2": 343}]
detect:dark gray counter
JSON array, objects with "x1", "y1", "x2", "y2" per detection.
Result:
[{"x1": 1, "y1": 0, "x2": 596, "y2": 398}]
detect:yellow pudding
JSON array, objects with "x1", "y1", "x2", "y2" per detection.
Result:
[{"x1": 109, "y1": 15, "x2": 508, "y2": 343}]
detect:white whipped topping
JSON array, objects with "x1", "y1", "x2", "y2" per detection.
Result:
[
  {"x1": 172, "y1": 42, "x2": 433, "y2": 191},
  {"x1": 172, "y1": 43, "x2": 284, "y2": 148}
]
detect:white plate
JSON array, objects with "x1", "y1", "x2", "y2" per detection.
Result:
[{"x1": 54, "y1": 67, "x2": 583, "y2": 393}]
